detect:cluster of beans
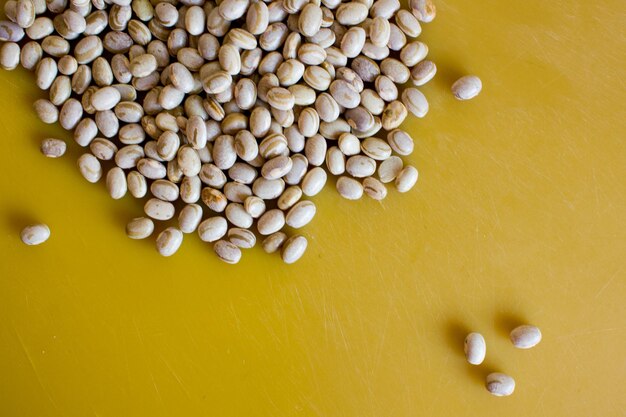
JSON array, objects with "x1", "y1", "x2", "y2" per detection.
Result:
[{"x1": 0, "y1": 0, "x2": 437, "y2": 264}]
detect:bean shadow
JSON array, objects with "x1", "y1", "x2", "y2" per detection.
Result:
[
  {"x1": 4, "y1": 207, "x2": 40, "y2": 236},
  {"x1": 495, "y1": 312, "x2": 528, "y2": 340}
]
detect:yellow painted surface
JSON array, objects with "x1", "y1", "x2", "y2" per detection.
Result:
[{"x1": 1, "y1": 1, "x2": 625, "y2": 416}]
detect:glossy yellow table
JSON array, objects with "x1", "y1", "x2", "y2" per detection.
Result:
[{"x1": 1, "y1": 1, "x2": 625, "y2": 416}]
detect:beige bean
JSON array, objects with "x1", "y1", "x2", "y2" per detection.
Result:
[
  {"x1": 284, "y1": 125, "x2": 305, "y2": 153},
  {"x1": 113, "y1": 102, "x2": 142, "y2": 124},
  {"x1": 25, "y1": 17, "x2": 53, "y2": 39},
  {"x1": 277, "y1": 186, "x2": 302, "y2": 210},
  {"x1": 115, "y1": 144, "x2": 144, "y2": 169},
  {"x1": 464, "y1": 333, "x2": 486, "y2": 365},
  {"x1": 180, "y1": 175, "x2": 201, "y2": 203},
  {"x1": 335, "y1": 2, "x2": 368, "y2": 25},
  {"x1": 351, "y1": 56, "x2": 380, "y2": 82},
  {"x1": 387, "y1": 129, "x2": 414, "y2": 156},
  {"x1": 91, "y1": 86, "x2": 121, "y2": 111},
  {"x1": 213, "y1": 134, "x2": 237, "y2": 170},
  {"x1": 382, "y1": 100, "x2": 408, "y2": 130},
  {"x1": 85, "y1": 10, "x2": 108, "y2": 35},
  {"x1": 402, "y1": 88, "x2": 429, "y2": 118},
  {"x1": 156, "y1": 228, "x2": 183, "y2": 257},
  {"x1": 337, "y1": 133, "x2": 360, "y2": 156},
  {"x1": 340, "y1": 26, "x2": 365, "y2": 58},
  {"x1": 92, "y1": 57, "x2": 114, "y2": 87},
  {"x1": 218, "y1": 43, "x2": 241, "y2": 75},
  {"x1": 262, "y1": 232, "x2": 288, "y2": 254},
  {"x1": 0, "y1": 20, "x2": 24, "y2": 42},
  {"x1": 59, "y1": 99, "x2": 83, "y2": 131},
  {"x1": 369, "y1": 16, "x2": 390, "y2": 47},
  {"x1": 301, "y1": 166, "x2": 327, "y2": 196},
  {"x1": 451, "y1": 75, "x2": 482, "y2": 100},
  {"x1": 378, "y1": 155, "x2": 403, "y2": 183},
  {"x1": 395, "y1": 165, "x2": 418, "y2": 192},
  {"x1": 19, "y1": 41, "x2": 42, "y2": 70},
  {"x1": 214, "y1": 239, "x2": 242, "y2": 264},
  {"x1": 303, "y1": 65, "x2": 331, "y2": 91},
  {"x1": 178, "y1": 204, "x2": 203, "y2": 233},
  {"x1": 150, "y1": 179, "x2": 179, "y2": 202},
  {"x1": 345, "y1": 106, "x2": 375, "y2": 131},
  {"x1": 329, "y1": 80, "x2": 360, "y2": 109},
  {"x1": 362, "y1": 42, "x2": 390, "y2": 61},
  {"x1": 198, "y1": 216, "x2": 228, "y2": 242},
  {"x1": 73, "y1": 118, "x2": 98, "y2": 147},
  {"x1": 510, "y1": 325, "x2": 542, "y2": 349},
  {"x1": 42, "y1": 35, "x2": 70, "y2": 57},
  {"x1": 203, "y1": 70, "x2": 232, "y2": 95},
  {"x1": 298, "y1": 3, "x2": 322, "y2": 37},
  {"x1": 35, "y1": 57, "x2": 57, "y2": 90},
  {"x1": 106, "y1": 167, "x2": 127, "y2": 199},
  {"x1": 246, "y1": 1, "x2": 269, "y2": 35},
  {"x1": 257, "y1": 209, "x2": 285, "y2": 235},
  {"x1": 234, "y1": 78, "x2": 257, "y2": 110},
  {"x1": 201, "y1": 187, "x2": 228, "y2": 212},
  {"x1": 363, "y1": 177, "x2": 387, "y2": 200},
  {"x1": 137, "y1": 158, "x2": 167, "y2": 179},
  {"x1": 20, "y1": 223, "x2": 50, "y2": 245},
  {"x1": 281, "y1": 235, "x2": 308, "y2": 263},
  {"x1": 285, "y1": 200, "x2": 316, "y2": 229},
  {"x1": 72, "y1": 65, "x2": 92, "y2": 94},
  {"x1": 77, "y1": 153, "x2": 102, "y2": 183},
  {"x1": 228, "y1": 228, "x2": 256, "y2": 249},
  {"x1": 319, "y1": 118, "x2": 351, "y2": 140},
  {"x1": 315, "y1": 93, "x2": 340, "y2": 123},
  {"x1": 225, "y1": 203, "x2": 253, "y2": 228},
  {"x1": 346, "y1": 155, "x2": 376, "y2": 178},
  {"x1": 277, "y1": 59, "x2": 304, "y2": 87},
  {"x1": 284, "y1": 154, "x2": 308, "y2": 185},
  {"x1": 244, "y1": 195, "x2": 266, "y2": 218},
  {"x1": 253, "y1": 177, "x2": 285, "y2": 199},
  {"x1": 396, "y1": 9, "x2": 421, "y2": 38},
  {"x1": 410, "y1": 0, "x2": 436, "y2": 23},
  {"x1": 223, "y1": 181, "x2": 252, "y2": 203},
  {"x1": 177, "y1": 146, "x2": 201, "y2": 177},
  {"x1": 380, "y1": 58, "x2": 410, "y2": 84},
  {"x1": 361, "y1": 137, "x2": 392, "y2": 161},
  {"x1": 33, "y1": 99, "x2": 58, "y2": 124},
  {"x1": 74, "y1": 35, "x2": 103, "y2": 64},
  {"x1": 360, "y1": 89, "x2": 385, "y2": 116},
  {"x1": 352, "y1": 116, "x2": 382, "y2": 139},
  {"x1": 95, "y1": 110, "x2": 119, "y2": 138},
  {"x1": 127, "y1": 171, "x2": 148, "y2": 198},
  {"x1": 128, "y1": 19, "x2": 152, "y2": 45},
  {"x1": 90, "y1": 138, "x2": 118, "y2": 160},
  {"x1": 40, "y1": 138, "x2": 66, "y2": 158},
  {"x1": 0, "y1": 42, "x2": 20, "y2": 70},
  {"x1": 485, "y1": 373, "x2": 515, "y2": 397},
  {"x1": 267, "y1": 87, "x2": 295, "y2": 111},
  {"x1": 129, "y1": 53, "x2": 157, "y2": 78},
  {"x1": 297, "y1": 108, "x2": 320, "y2": 138},
  {"x1": 302, "y1": 134, "x2": 325, "y2": 166},
  {"x1": 336, "y1": 175, "x2": 363, "y2": 200},
  {"x1": 144, "y1": 198, "x2": 175, "y2": 220},
  {"x1": 296, "y1": 43, "x2": 325, "y2": 66},
  {"x1": 410, "y1": 59, "x2": 437, "y2": 86},
  {"x1": 16, "y1": 0, "x2": 35, "y2": 29},
  {"x1": 261, "y1": 155, "x2": 293, "y2": 180},
  {"x1": 126, "y1": 217, "x2": 154, "y2": 239}
]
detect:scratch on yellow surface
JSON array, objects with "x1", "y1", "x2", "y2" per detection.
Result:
[{"x1": 1, "y1": 0, "x2": 626, "y2": 416}]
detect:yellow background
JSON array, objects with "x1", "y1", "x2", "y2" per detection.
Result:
[{"x1": 1, "y1": 1, "x2": 625, "y2": 416}]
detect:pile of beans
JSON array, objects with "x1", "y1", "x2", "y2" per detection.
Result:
[{"x1": 1, "y1": 0, "x2": 437, "y2": 264}]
